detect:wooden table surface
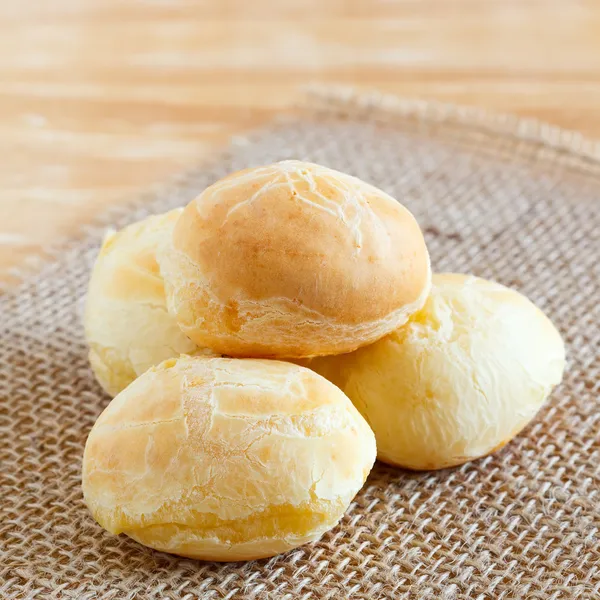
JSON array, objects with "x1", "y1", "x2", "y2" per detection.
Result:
[{"x1": 3, "y1": 0, "x2": 600, "y2": 284}]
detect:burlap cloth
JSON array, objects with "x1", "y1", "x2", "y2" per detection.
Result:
[{"x1": 1, "y1": 89, "x2": 598, "y2": 600}]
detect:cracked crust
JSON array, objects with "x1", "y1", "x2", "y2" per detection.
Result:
[
  {"x1": 82, "y1": 356, "x2": 376, "y2": 561},
  {"x1": 84, "y1": 210, "x2": 215, "y2": 396},
  {"x1": 303, "y1": 273, "x2": 565, "y2": 470},
  {"x1": 158, "y1": 161, "x2": 431, "y2": 358}
]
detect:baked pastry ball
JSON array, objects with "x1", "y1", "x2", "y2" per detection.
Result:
[
  {"x1": 158, "y1": 160, "x2": 431, "y2": 358},
  {"x1": 84, "y1": 210, "x2": 212, "y2": 397},
  {"x1": 304, "y1": 273, "x2": 565, "y2": 470},
  {"x1": 82, "y1": 356, "x2": 376, "y2": 561}
]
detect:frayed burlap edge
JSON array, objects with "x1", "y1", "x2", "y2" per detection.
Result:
[{"x1": 3, "y1": 86, "x2": 600, "y2": 295}]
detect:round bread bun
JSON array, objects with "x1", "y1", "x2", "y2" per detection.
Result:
[
  {"x1": 82, "y1": 356, "x2": 376, "y2": 561},
  {"x1": 158, "y1": 160, "x2": 431, "y2": 358},
  {"x1": 303, "y1": 273, "x2": 565, "y2": 470},
  {"x1": 84, "y1": 210, "x2": 214, "y2": 397}
]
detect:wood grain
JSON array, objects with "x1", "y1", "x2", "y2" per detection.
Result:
[{"x1": 2, "y1": 0, "x2": 600, "y2": 284}]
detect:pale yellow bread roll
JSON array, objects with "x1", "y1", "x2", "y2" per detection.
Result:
[
  {"x1": 158, "y1": 160, "x2": 431, "y2": 358},
  {"x1": 303, "y1": 273, "x2": 565, "y2": 470},
  {"x1": 84, "y1": 210, "x2": 213, "y2": 397},
  {"x1": 82, "y1": 356, "x2": 376, "y2": 561}
]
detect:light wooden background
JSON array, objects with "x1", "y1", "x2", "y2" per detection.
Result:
[{"x1": 2, "y1": 0, "x2": 600, "y2": 284}]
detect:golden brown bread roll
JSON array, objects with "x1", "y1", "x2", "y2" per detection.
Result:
[
  {"x1": 158, "y1": 160, "x2": 431, "y2": 358},
  {"x1": 82, "y1": 356, "x2": 376, "y2": 561},
  {"x1": 84, "y1": 210, "x2": 214, "y2": 397},
  {"x1": 303, "y1": 273, "x2": 565, "y2": 470}
]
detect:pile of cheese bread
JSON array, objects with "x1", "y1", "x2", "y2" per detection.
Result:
[{"x1": 82, "y1": 161, "x2": 565, "y2": 561}]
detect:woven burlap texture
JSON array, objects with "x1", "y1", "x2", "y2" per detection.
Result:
[{"x1": 1, "y1": 90, "x2": 598, "y2": 600}]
